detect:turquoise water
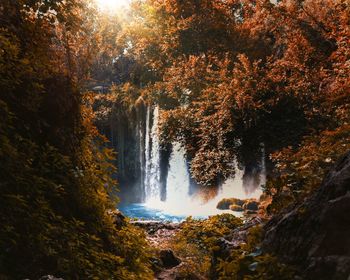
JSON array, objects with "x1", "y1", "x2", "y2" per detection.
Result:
[
  {"x1": 118, "y1": 203, "x2": 193, "y2": 223},
  {"x1": 118, "y1": 203, "x2": 240, "y2": 223}
]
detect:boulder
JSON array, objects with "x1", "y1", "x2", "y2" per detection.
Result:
[
  {"x1": 150, "y1": 256, "x2": 163, "y2": 273},
  {"x1": 243, "y1": 199, "x2": 259, "y2": 211},
  {"x1": 216, "y1": 198, "x2": 245, "y2": 210},
  {"x1": 263, "y1": 152, "x2": 350, "y2": 280},
  {"x1": 107, "y1": 209, "x2": 126, "y2": 229},
  {"x1": 245, "y1": 210, "x2": 258, "y2": 215},
  {"x1": 210, "y1": 216, "x2": 265, "y2": 279},
  {"x1": 132, "y1": 221, "x2": 180, "y2": 234},
  {"x1": 229, "y1": 204, "x2": 244, "y2": 211},
  {"x1": 159, "y1": 249, "x2": 181, "y2": 268}
]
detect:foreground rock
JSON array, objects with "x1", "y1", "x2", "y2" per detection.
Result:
[
  {"x1": 212, "y1": 216, "x2": 265, "y2": 262},
  {"x1": 132, "y1": 220, "x2": 180, "y2": 233},
  {"x1": 159, "y1": 249, "x2": 181, "y2": 268},
  {"x1": 107, "y1": 209, "x2": 126, "y2": 229},
  {"x1": 210, "y1": 216, "x2": 265, "y2": 279},
  {"x1": 131, "y1": 220, "x2": 181, "y2": 249},
  {"x1": 132, "y1": 221, "x2": 187, "y2": 279},
  {"x1": 263, "y1": 152, "x2": 350, "y2": 280}
]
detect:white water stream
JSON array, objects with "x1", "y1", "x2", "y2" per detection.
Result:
[
  {"x1": 140, "y1": 106, "x2": 264, "y2": 218},
  {"x1": 144, "y1": 106, "x2": 161, "y2": 202}
]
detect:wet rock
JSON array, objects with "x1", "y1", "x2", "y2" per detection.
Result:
[
  {"x1": 217, "y1": 198, "x2": 261, "y2": 212},
  {"x1": 245, "y1": 210, "x2": 258, "y2": 215},
  {"x1": 216, "y1": 198, "x2": 245, "y2": 210},
  {"x1": 229, "y1": 204, "x2": 244, "y2": 211},
  {"x1": 263, "y1": 152, "x2": 350, "y2": 280},
  {"x1": 159, "y1": 249, "x2": 181, "y2": 268},
  {"x1": 243, "y1": 200, "x2": 259, "y2": 211}
]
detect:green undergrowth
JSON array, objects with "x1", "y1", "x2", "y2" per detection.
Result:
[
  {"x1": 113, "y1": 222, "x2": 154, "y2": 279},
  {"x1": 168, "y1": 215, "x2": 295, "y2": 280},
  {"x1": 216, "y1": 226, "x2": 296, "y2": 280},
  {"x1": 169, "y1": 214, "x2": 242, "y2": 278}
]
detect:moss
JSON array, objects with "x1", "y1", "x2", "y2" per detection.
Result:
[
  {"x1": 217, "y1": 198, "x2": 245, "y2": 210},
  {"x1": 229, "y1": 204, "x2": 244, "y2": 211}
]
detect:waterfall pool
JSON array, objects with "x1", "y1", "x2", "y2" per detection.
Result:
[
  {"x1": 119, "y1": 203, "x2": 189, "y2": 223},
  {"x1": 118, "y1": 202, "x2": 242, "y2": 223}
]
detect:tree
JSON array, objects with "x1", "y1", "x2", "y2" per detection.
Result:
[
  {"x1": 117, "y1": 0, "x2": 349, "y2": 201},
  {"x1": 0, "y1": 1, "x2": 153, "y2": 278}
]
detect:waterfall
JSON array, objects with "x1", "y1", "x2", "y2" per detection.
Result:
[
  {"x1": 165, "y1": 142, "x2": 191, "y2": 206},
  {"x1": 139, "y1": 105, "x2": 265, "y2": 217},
  {"x1": 138, "y1": 108, "x2": 146, "y2": 202},
  {"x1": 144, "y1": 106, "x2": 161, "y2": 202},
  {"x1": 143, "y1": 106, "x2": 191, "y2": 209}
]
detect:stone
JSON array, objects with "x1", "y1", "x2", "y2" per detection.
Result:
[
  {"x1": 209, "y1": 216, "x2": 265, "y2": 279},
  {"x1": 263, "y1": 152, "x2": 350, "y2": 280},
  {"x1": 245, "y1": 210, "x2": 258, "y2": 215},
  {"x1": 132, "y1": 221, "x2": 180, "y2": 234},
  {"x1": 107, "y1": 209, "x2": 126, "y2": 229},
  {"x1": 243, "y1": 200, "x2": 259, "y2": 211},
  {"x1": 216, "y1": 198, "x2": 245, "y2": 210},
  {"x1": 159, "y1": 249, "x2": 181, "y2": 268},
  {"x1": 229, "y1": 204, "x2": 244, "y2": 211},
  {"x1": 150, "y1": 256, "x2": 163, "y2": 273}
]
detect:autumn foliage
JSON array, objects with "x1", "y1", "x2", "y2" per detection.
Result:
[
  {"x1": 0, "y1": 0, "x2": 349, "y2": 278},
  {"x1": 118, "y1": 0, "x2": 350, "y2": 208},
  {"x1": 0, "y1": 1, "x2": 152, "y2": 279}
]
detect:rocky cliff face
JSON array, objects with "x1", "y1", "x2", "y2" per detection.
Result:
[
  {"x1": 263, "y1": 152, "x2": 350, "y2": 280},
  {"x1": 98, "y1": 102, "x2": 146, "y2": 203}
]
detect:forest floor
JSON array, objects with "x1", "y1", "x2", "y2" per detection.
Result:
[
  {"x1": 132, "y1": 215, "x2": 264, "y2": 280},
  {"x1": 132, "y1": 220, "x2": 181, "y2": 249},
  {"x1": 132, "y1": 221, "x2": 185, "y2": 279}
]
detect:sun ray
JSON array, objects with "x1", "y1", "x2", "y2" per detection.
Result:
[{"x1": 96, "y1": 0, "x2": 129, "y2": 11}]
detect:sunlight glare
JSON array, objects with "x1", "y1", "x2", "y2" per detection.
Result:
[{"x1": 96, "y1": 0, "x2": 129, "y2": 11}]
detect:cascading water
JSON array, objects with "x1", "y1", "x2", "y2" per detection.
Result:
[
  {"x1": 143, "y1": 107, "x2": 191, "y2": 208},
  {"x1": 166, "y1": 142, "x2": 191, "y2": 204},
  {"x1": 121, "y1": 105, "x2": 267, "y2": 221},
  {"x1": 144, "y1": 106, "x2": 161, "y2": 202},
  {"x1": 137, "y1": 106, "x2": 145, "y2": 202}
]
